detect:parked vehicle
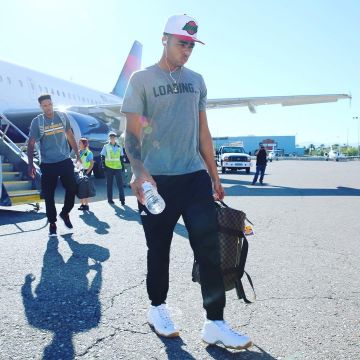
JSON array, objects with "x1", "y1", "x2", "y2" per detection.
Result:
[{"x1": 216, "y1": 144, "x2": 252, "y2": 174}]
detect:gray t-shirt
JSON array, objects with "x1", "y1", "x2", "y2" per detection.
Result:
[
  {"x1": 121, "y1": 64, "x2": 207, "y2": 175},
  {"x1": 29, "y1": 112, "x2": 71, "y2": 164}
]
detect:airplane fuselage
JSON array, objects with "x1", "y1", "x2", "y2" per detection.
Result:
[{"x1": 0, "y1": 59, "x2": 121, "y2": 112}]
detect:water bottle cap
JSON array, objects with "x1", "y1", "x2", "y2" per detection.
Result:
[{"x1": 142, "y1": 181, "x2": 152, "y2": 191}]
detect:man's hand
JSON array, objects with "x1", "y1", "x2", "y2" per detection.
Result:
[
  {"x1": 130, "y1": 171, "x2": 156, "y2": 205},
  {"x1": 28, "y1": 164, "x2": 36, "y2": 179},
  {"x1": 213, "y1": 178, "x2": 225, "y2": 201}
]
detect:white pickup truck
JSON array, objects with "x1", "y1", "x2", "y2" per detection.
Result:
[{"x1": 217, "y1": 145, "x2": 252, "y2": 174}]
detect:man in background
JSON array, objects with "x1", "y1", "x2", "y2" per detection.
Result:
[
  {"x1": 252, "y1": 143, "x2": 267, "y2": 185},
  {"x1": 28, "y1": 94, "x2": 79, "y2": 236}
]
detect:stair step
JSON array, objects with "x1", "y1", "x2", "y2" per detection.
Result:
[
  {"x1": 1, "y1": 163, "x2": 13, "y2": 172},
  {"x1": 2, "y1": 171, "x2": 22, "y2": 181},
  {"x1": 7, "y1": 190, "x2": 42, "y2": 205},
  {"x1": 3, "y1": 180, "x2": 32, "y2": 191},
  {"x1": 7, "y1": 189, "x2": 41, "y2": 197}
]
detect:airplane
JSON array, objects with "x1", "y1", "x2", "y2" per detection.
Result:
[
  {"x1": 325, "y1": 148, "x2": 346, "y2": 161},
  {"x1": 0, "y1": 39, "x2": 351, "y2": 129},
  {"x1": 0, "y1": 41, "x2": 143, "y2": 177},
  {"x1": 0, "y1": 40, "x2": 351, "y2": 176}
]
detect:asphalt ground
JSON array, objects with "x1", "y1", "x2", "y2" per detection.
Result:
[{"x1": 0, "y1": 160, "x2": 359, "y2": 360}]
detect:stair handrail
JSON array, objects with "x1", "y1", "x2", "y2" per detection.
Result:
[{"x1": 0, "y1": 112, "x2": 40, "y2": 172}]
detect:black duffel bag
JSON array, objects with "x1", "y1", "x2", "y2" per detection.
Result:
[
  {"x1": 192, "y1": 200, "x2": 255, "y2": 303},
  {"x1": 74, "y1": 171, "x2": 96, "y2": 199}
]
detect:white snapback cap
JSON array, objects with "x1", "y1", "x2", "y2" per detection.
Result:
[{"x1": 164, "y1": 14, "x2": 205, "y2": 45}]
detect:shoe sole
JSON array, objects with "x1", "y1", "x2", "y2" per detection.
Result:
[
  {"x1": 49, "y1": 233, "x2": 57, "y2": 237},
  {"x1": 202, "y1": 339, "x2": 253, "y2": 350},
  {"x1": 148, "y1": 323, "x2": 180, "y2": 338}
]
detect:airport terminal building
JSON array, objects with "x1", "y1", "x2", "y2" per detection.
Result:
[{"x1": 213, "y1": 135, "x2": 305, "y2": 156}]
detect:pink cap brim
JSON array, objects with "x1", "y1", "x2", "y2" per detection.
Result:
[{"x1": 172, "y1": 34, "x2": 205, "y2": 45}]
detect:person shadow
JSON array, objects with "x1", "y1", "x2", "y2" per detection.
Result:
[
  {"x1": 110, "y1": 203, "x2": 190, "y2": 239},
  {"x1": 205, "y1": 343, "x2": 277, "y2": 359},
  {"x1": 110, "y1": 203, "x2": 142, "y2": 224},
  {"x1": 79, "y1": 210, "x2": 110, "y2": 234},
  {"x1": 21, "y1": 234, "x2": 110, "y2": 360},
  {"x1": 157, "y1": 335, "x2": 196, "y2": 360}
]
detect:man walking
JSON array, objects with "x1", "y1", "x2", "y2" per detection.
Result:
[
  {"x1": 252, "y1": 143, "x2": 267, "y2": 185},
  {"x1": 28, "y1": 94, "x2": 80, "y2": 236},
  {"x1": 122, "y1": 14, "x2": 252, "y2": 349}
]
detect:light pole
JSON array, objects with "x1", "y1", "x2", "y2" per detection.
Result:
[{"x1": 353, "y1": 116, "x2": 360, "y2": 156}]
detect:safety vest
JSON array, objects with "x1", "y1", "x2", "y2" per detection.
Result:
[
  {"x1": 105, "y1": 144, "x2": 122, "y2": 169},
  {"x1": 80, "y1": 150, "x2": 93, "y2": 170}
]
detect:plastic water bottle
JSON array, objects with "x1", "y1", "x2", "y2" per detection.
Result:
[{"x1": 142, "y1": 181, "x2": 165, "y2": 214}]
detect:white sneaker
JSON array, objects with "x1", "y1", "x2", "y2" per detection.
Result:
[
  {"x1": 147, "y1": 304, "x2": 179, "y2": 338},
  {"x1": 202, "y1": 319, "x2": 252, "y2": 349}
]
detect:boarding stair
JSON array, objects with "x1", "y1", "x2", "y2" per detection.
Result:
[{"x1": 0, "y1": 113, "x2": 42, "y2": 209}]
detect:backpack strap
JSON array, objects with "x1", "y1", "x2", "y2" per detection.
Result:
[
  {"x1": 235, "y1": 271, "x2": 256, "y2": 303},
  {"x1": 217, "y1": 200, "x2": 254, "y2": 225},
  {"x1": 38, "y1": 114, "x2": 45, "y2": 139},
  {"x1": 235, "y1": 235, "x2": 256, "y2": 303},
  {"x1": 56, "y1": 111, "x2": 68, "y2": 129}
]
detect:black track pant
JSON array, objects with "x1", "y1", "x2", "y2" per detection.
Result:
[
  {"x1": 40, "y1": 158, "x2": 77, "y2": 224},
  {"x1": 139, "y1": 170, "x2": 226, "y2": 320}
]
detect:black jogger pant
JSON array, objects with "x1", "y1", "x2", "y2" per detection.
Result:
[
  {"x1": 139, "y1": 170, "x2": 226, "y2": 320},
  {"x1": 40, "y1": 158, "x2": 77, "y2": 224},
  {"x1": 105, "y1": 167, "x2": 125, "y2": 202}
]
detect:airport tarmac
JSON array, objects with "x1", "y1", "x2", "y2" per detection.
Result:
[{"x1": 0, "y1": 160, "x2": 359, "y2": 360}]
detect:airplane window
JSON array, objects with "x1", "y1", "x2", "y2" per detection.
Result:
[
  {"x1": 57, "y1": 90, "x2": 60, "y2": 96},
  {"x1": 0, "y1": 75, "x2": 3, "y2": 82},
  {"x1": 62, "y1": 92, "x2": 66, "y2": 97},
  {"x1": 19, "y1": 80, "x2": 23, "y2": 87},
  {"x1": 45, "y1": 87, "x2": 48, "y2": 93},
  {"x1": 7, "y1": 77, "x2": 11, "y2": 84},
  {"x1": 51, "y1": 89, "x2": 54, "y2": 95},
  {"x1": 39, "y1": 85, "x2": 42, "y2": 92},
  {"x1": 31, "y1": 83, "x2": 35, "y2": 90},
  {"x1": 82, "y1": 97, "x2": 85, "y2": 102},
  {"x1": 68, "y1": 92, "x2": 71, "y2": 99}
]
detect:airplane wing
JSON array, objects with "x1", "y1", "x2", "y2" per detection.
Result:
[
  {"x1": 70, "y1": 93, "x2": 351, "y2": 116},
  {"x1": 206, "y1": 94, "x2": 351, "y2": 113},
  {"x1": 65, "y1": 93, "x2": 351, "y2": 131}
]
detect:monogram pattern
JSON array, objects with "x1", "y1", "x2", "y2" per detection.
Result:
[{"x1": 192, "y1": 202, "x2": 247, "y2": 291}]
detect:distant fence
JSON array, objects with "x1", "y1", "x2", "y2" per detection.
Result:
[{"x1": 260, "y1": 156, "x2": 360, "y2": 161}]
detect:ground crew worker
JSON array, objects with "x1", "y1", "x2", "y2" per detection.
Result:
[
  {"x1": 78, "y1": 138, "x2": 94, "y2": 211},
  {"x1": 100, "y1": 131, "x2": 125, "y2": 205}
]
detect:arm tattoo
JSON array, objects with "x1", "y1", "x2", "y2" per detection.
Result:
[
  {"x1": 124, "y1": 131, "x2": 144, "y2": 178},
  {"x1": 124, "y1": 131, "x2": 141, "y2": 160}
]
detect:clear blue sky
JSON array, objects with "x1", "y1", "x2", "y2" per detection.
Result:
[{"x1": 1, "y1": 0, "x2": 358, "y2": 146}]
